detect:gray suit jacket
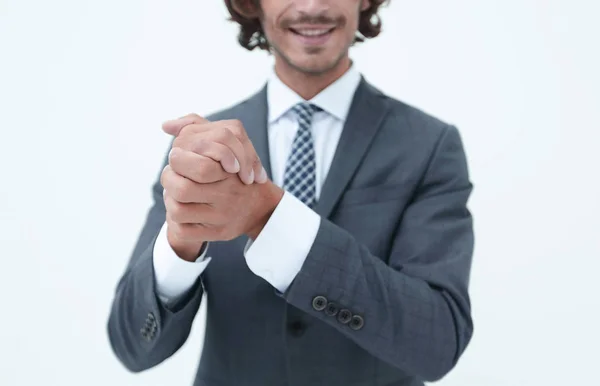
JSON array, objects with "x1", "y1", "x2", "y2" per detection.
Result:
[{"x1": 107, "y1": 78, "x2": 475, "y2": 386}]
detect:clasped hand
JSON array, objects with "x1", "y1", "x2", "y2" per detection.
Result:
[{"x1": 160, "y1": 114, "x2": 284, "y2": 261}]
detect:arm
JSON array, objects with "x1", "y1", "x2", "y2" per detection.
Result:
[
  {"x1": 106, "y1": 164, "x2": 206, "y2": 373},
  {"x1": 153, "y1": 221, "x2": 211, "y2": 306},
  {"x1": 286, "y1": 125, "x2": 474, "y2": 381},
  {"x1": 106, "y1": 113, "x2": 271, "y2": 372},
  {"x1": 249, "y1": 125, "x2": 474, "y2": 381}
]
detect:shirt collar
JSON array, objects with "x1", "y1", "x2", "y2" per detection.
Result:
[{"x1": 267, "y1": 64, "x2": 361, "y2": 123}]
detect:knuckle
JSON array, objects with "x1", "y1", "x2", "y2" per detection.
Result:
[
  {"x1": 178, "y1": 125, "x2": 191, "y2": 137},
  {"x1": 168, "y1": 147, "x2": 180, "y2": 164},
  {"x1": 172, "y1": 135, "x2": 187, "y2": 148},
  {"x1": 160, "y1": 167, "x2": 168, "y2": 187},
  {"x1": 227, "y1": 119, "x2": 243, "y2": 132},
  {"x1": 171, "y1": 178, "x2": 192, "y2": 202},
  {"x1": 214, "y1": 126, "x2": 234, "y2": 143},
  {"x1": 195, "y1": 157, "x2": 216, "y2": 180},
  {"x1": 214, "y1": 145, "x2": 228, "y2": 161},
  {"x1": 194, "y1": 169, "x2": 209, "y2": 184},
  {"x1": 222, "y1": 120, "x2": 245, "y2": 139},
  {"x1": 160, "y1": 165, "x2": 174, "y2": 189},
  {"x1": 191, "y1": 137, "x2": 209, "y2": 154},
  {"x1": 178, "y1": 124, "x2": 197, "y2": 137},
  {"x1": 223, "y1": 145, "x2": 235, "y2": 158},
  {"x1": 180, "y1": 122, "x2": 207, "y2": 137},
  {"x1": 168, "y1": 201, "x2": 186, "y2": 223}
]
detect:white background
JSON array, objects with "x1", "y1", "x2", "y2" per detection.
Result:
[{"x1": 1, "y1": 0, "x2": 599, "y2": 385}]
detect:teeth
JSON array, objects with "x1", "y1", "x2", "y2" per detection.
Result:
[{"x1": 297, "y1": 29, "x2": 330, "y2": 37}]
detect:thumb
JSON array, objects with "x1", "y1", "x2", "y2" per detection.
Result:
[{"x1": 162, "y1": 114, "x2": 208, "y2": 136}]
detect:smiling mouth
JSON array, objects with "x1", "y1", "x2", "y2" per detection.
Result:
[
  {"x1": 288, "y1": 27, "x2": 336, "y2": 46},
  {"x1": 289, "y1": 27, "x2": 336, "y2": 37}
]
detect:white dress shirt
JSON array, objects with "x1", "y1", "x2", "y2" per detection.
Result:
[{"x1": 153, "y1": 65, "x2": 362, "y2": 305}]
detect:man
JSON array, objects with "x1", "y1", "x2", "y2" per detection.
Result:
[{"x1": 107, "y1": 0, "x2": 475, "y2": 385}]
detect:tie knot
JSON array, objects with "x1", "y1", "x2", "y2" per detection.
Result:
[{"x1": 292, "y1": 103, "x2": 320, "y2": 124}]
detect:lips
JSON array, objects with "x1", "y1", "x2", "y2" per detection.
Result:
[
  {"x1": 289, "y1": 28, "x2": 335, "y2": 37},
  {"x1": 288, "y1": 26, "x2": 336, "y2": 46}
]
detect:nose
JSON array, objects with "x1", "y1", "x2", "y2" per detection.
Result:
[{"x1": 294, "y1": 0, "x2": 330, "y2": 14}]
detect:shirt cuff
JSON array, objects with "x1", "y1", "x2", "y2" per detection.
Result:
[
  {"x1": 244, "y1": 191, "x2": 321, "y2": 293},
  {"x1": 152, "y1": 222, "x2": 211, "y2": 305}
]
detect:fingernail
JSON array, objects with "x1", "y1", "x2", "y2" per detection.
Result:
[
  {"x1": 247, "y1": 169, "x2": 254, "y2": 184},
  {"x1": 257, "y1": 166, "x2": 268, "y2": 183},
  {"x1": 233, "y1": 158, "x2": 240, "y2": 173}
]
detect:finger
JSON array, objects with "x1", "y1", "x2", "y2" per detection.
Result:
[
  {"x1": 246, "y1": 140, "x2": 267, "y2": 184},
  {"x1": 164, "y1": 195, "x2": 220, "y2": 225},
  {"x1": 166, "y1": 218, "x2": 228, "y2": 243},
  {"x1": 166, "y1": 219, "x2": 211, "y2": 243},
  {"x1": 174, "y1": 123, "x2": 249, "y2": 182},
  {"x1": 219, "y1": 120, "x2": 266, "y2": 184},
  {"x1": 169, "y1": 147, "x2": 229, "y2": 184},
  {"x1": 202, "y1": 141, "x2": 240, "y2": 174},
  {"x1": 172, "y1": 136, "x2": 239, "y2": 174},
  {"x1": 162, "y1": 114, "x2": 209, "y2": 137},
  {"x1": 161, "y1": 164, "x2": 214, "y2": 204}
]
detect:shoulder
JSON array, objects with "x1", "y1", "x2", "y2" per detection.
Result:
[
  {"x1": 363, "y1": 83, "x2": 472, "y2": 192},
  {"x1": 365, "y1": 81, "x2": 463, "y2": 150},
  {"x1": 203, "y1": 86, "x2": 266, "y2": 122},
  {"x1": 374, "y1": 83, "x2": 454, "y2": 133}
]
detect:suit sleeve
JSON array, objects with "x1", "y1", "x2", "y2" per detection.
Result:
[
  {"x1": 283, "y1": 125, "x2": 475, "y2": 382},
  {"x1": 106, "y1": 150, "x2": 205, "y2": 373}
]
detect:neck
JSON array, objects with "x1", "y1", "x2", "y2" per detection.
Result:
[{"x1": 274, "y1": 56, "x2": 352, "y2": 100}]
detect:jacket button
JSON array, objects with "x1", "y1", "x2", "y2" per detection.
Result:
[
  {"x1": 337, "y1": 309, "x2": 352, "y2": 324},
  {"x1": 312, "y1": 296, "x2": 327, "y2": 311},
  {"x1": 325, "y1": 302, "x2": 339, "y2": 316},
  {"x1": 349, "y1": 315, "x2": 365, "y2": 330},
  {"x1": 142, "y1": 312, "x2": 157, "y2": 341},
  {"x1": 140, "y1": 327, "x2": 152, "y2": 342}
]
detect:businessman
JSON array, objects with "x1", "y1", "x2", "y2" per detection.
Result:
[{"x1": 107, "y1": 0, "x2": 475, "y2": 385}]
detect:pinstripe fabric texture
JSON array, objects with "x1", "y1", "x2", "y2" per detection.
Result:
[{"x1": 282, "y1": 103, "x2": 321, "y2": 208}]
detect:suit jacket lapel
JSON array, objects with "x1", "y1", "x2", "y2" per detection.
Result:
[
  {"x1": 236, "y1": 79, "x2": 389, "y2": 219},
  {"x1": 237, "y1": 84, "x2": 273, "y2": 179},
  {"x1": 314, "y1": 78, "x2": 390, "y2": 218}
]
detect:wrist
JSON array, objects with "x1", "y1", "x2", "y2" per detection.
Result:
[
  {"x1": 166, "y1": 226, "x2": 205, "y2": 262},
  {"x1": 247, "y1": 182, "x2": 284, "y2": 240}
]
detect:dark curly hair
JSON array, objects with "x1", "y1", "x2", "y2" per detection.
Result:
[{"x1": 224, "y1": 0, "x2": 389, "y2": 51}]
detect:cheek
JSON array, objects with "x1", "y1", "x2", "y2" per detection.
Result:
[
  {"x1": 261, "y1": 17, "x2": 283, "y2": 43},
  {"x1": 347, "y1": 12, "x2": 361, "y2": 34}
]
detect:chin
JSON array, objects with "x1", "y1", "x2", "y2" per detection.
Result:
[
  {"x1": 286, "y1": 53, "x2": 344, "y2": 76},
  {"x1": 272, "y1": 38, "x2": 349, "y2": 76},
  {"x1": 292, "y1": 61, "x2": 335, "y2": 75}
]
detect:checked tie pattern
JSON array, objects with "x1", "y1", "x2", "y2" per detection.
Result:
[{"x1": 282, "y1": 103, "x2": 321, "y2": 208}]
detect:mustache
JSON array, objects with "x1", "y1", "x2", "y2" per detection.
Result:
[{"x1": 281, "y1": 14, "x2": 345, "y2": 28}]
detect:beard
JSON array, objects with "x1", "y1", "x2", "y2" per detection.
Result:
[{"x1": 269, "y1": 41, "x2": 350, "y2": 76}]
